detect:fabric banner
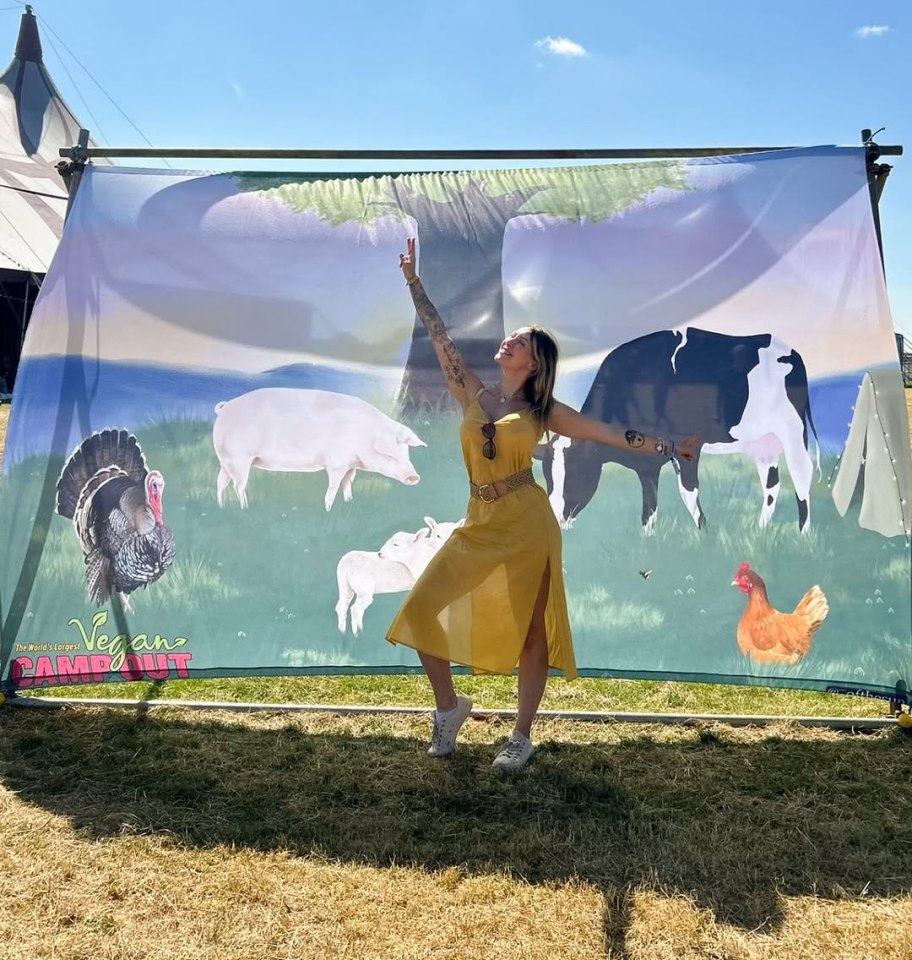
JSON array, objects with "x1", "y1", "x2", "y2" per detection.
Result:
[{"x1": 1, "y1": 147, "x2": 910, "y2": 701}]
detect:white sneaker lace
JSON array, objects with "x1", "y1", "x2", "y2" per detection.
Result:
[
  {"x1": 430, "y1": 717, "x2": 445, "y2": 750},
  {"x1": 500, "y1": 736, "x2": 528, "y2": 760}
]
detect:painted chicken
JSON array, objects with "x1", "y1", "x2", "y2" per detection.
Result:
[
  {"x1": 731, "y1": 562, "x2": 828, "y2": 665},
  {"x1": 56, "y1": 429, "x2": 175, "y2": 612}
]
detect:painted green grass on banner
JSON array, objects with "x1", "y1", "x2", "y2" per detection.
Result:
[{"x1": 3, "y1": 411, "x2": 909, "y2": 699}]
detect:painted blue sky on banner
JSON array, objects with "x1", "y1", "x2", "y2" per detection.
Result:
[{"x1": 5, "y1": 148, "x2": 899, "y2": 467}]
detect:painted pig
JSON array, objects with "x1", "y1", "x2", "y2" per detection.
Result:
[{"x1": 213, "y1": 388, "x2": 425, "y2": 510}]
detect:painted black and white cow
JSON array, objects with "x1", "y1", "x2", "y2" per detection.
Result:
[{"x1": 542, "y1": 328, "x2": 818, "y2": 534}]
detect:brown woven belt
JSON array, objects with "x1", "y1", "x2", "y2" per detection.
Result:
[{"x1": 470, "y1": 468, "x2": 536, "y2": 503}]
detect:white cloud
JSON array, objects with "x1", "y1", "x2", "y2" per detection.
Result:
[
  {"x1": 228, "y1": 77, "x2": 245, "y2": 99},
  {"x1": 855, "y1": 25, "x2": 891, "y2": 38},
  {"x1": 535, "y1": 36, "x2": 587, "y2": 58}
]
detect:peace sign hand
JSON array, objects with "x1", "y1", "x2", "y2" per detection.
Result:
[{"x1": 399, "y1": 237, "x2": 417, "y2": 283}]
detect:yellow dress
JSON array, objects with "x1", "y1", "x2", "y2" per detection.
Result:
[{"x1": 386, "y1": 397, "x2": 576, "y2": 678}]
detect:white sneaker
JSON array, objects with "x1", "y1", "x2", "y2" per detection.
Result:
[
  {"x1": 427, "y1": 695, "x2": 473, "y2": 757},
  {"x1": 492, "y1": 731, "x2": 535, "y2": 770}
]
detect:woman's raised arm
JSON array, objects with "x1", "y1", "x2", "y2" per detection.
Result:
[{"x1": 400, "y1": 238, "x2": 483, "y2": 409}]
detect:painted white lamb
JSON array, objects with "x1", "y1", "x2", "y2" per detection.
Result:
[{"x1": 335, "y1": 517, "x2": 464, "y2": 635}]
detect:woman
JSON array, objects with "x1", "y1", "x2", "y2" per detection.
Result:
[{"x1": 386, "y1": 238, "x2": 697, "y2": 769}]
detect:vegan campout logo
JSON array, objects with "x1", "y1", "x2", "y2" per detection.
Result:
[{"x1": 9, "y1": 611, "x2": 192, "y2": 688}]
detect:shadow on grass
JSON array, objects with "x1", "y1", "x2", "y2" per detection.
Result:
[{"x1": 1, "y1": 706, "x2": 910, "y2": 956}]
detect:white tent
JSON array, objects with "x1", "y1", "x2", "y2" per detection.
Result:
[
  {"x1": 0, "y1": 5, "x2": 104, "y2": 390},
  {"x1": 832, "y1": 369, "x2": 912, "y2": 538}
]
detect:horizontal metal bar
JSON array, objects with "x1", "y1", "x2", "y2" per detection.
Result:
[
  {"x1": 7, "y1": 696, "x2": 897, "y2": 730},
  {"x1": 58, "y1": 145, "x2": 904, "y2": 161}
]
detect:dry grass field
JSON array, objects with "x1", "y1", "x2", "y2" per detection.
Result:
[
  {"x1": 1, "y1": 396, "x2": 912, "y2": 959},
  {"x1": 1, "y1": 707, "x2": 911, "y2": 960}
]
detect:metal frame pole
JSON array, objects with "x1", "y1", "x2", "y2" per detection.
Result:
[
  {"x1": 5, "y1": 695, "x2": 900, "y2": 731},
  {"x1": 58, "y1": 144, "x2": 904, "y2": 162},
  {"x1": 861, "y1": 129, "x2": 893, "y2": 274},
  {"x1": 55, "y1": 127, "x2": 90, "y2": 222},
  {"x1": 0, "y1": 127, "x2": 92, "y2": 701}
]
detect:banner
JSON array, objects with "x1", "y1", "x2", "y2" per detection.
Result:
[{"x1": 1, "y1": 147, "x2": 910, "y2": 701}]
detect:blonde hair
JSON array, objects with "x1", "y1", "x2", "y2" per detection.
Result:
[{"x1": 521, "y1": 326, "x2": 559, "y2": 429}]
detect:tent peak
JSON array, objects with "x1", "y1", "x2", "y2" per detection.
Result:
[{"x1": 15, "y1": 6, "x2": 43, "y2": 64}]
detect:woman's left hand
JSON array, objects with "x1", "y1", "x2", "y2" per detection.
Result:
[{"x1": 676, "y1": 434, "x2": 699, "y2": 461}]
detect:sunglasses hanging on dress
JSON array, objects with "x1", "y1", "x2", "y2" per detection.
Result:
[{"x1": 481, "y1": 422, "x2": 496, "y2": 459}]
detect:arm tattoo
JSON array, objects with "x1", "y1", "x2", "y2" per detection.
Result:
[
  {"x1": 441, "y1": 341, "x2": 467, "y2": 388},
  {"x1": 410, "y1": 283, "x2": 447, "y2": 343},
  {"x1": 410, "y1": 279, "x2": 468, "y2": 389},
  {"x1": 625, "y1": 429, "x2": 645, "y2": 448}
]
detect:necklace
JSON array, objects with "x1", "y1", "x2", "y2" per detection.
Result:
[{"x1": 496, "y1": 386, "x2": 521, "y2": 404}]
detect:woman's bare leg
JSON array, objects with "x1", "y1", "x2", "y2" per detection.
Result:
[
  {"x1": 515, "y1": 564, "x2": 551, "y2": 738},
  {"x1": 418, "y1": 651, "x2": 457, "y2": 712}
]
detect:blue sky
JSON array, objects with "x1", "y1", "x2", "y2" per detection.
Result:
[{"x1": 4, "y1": 0, "x2": 910, "y2": 337}]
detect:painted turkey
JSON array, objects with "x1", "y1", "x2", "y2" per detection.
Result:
[{"x1": 56, "y1": 429, "x2": 175, "y2": 611}]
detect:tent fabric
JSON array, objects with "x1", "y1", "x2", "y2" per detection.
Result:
[{"x1": 0, "y1": 8, "x2": 103, "y2": 273}]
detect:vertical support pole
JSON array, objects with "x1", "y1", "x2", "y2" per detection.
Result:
[
  {"x1": 864, "y1": 127, "x2": 904, "y2": 719},
  {"x1": 1, "y1": 128, "x2": 93, "y2": 699},
  {"x1": 61, "y1": 128, "x2": 91, "y2": 223},
  {"x1": 19, "y1": 273, "x2": 31, "y2": 355},
  {"x1": 861, "y1": 128, "x2": 891, "y2": 276}
]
